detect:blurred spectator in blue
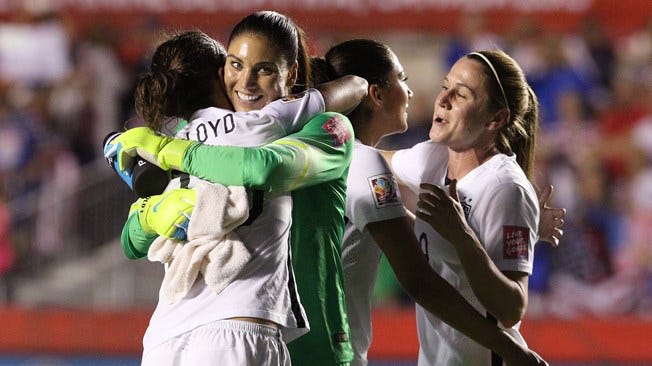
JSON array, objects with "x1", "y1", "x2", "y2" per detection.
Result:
[
  {"x1": 528, "y1": 34, "x2": 596, "y2": 128},
  {"x1": 528, "y1": 90, "x2": 603, "y2": 317},
  {"x1": 443, "y1": 12, "x2": 503, "y2": 68},
  {"x1": 577, "y1": 18, "x2": 617, "y2": 92}
]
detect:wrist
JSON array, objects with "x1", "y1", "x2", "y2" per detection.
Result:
[
  {"x1": 158, "y1": 138, "x2": 194, "y2": 171},
  {"x1": 122, "y1": 213, "x2": 157, "y2": 259},
  {"x1": 494, "y1": 329, "x2": 524, "y2": 360}
]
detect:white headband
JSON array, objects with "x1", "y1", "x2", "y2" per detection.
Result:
[{"x1": 468, "y1": 52, "x2": 509, "y2": 110}]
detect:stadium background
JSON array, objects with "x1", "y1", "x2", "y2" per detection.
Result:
[{"x1": 0, "y1": 0, "x2": 650, "y2": 365}]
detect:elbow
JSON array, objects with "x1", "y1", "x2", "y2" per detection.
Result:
[
  {"x1": 498, "y1": 314, "x2": 522, "y2": 329},
  {"x1": 243, "y1": 152, "x2": 285, "y2": 190},
  {"x1": 494, "y1": 302, "x2": 527, "y2": 328},
  {"x1": 352, "y1": 75, "x2": 369, "y2": 98}
]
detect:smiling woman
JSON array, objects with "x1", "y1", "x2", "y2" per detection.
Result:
[{"x1": 224, "y1": 12, "x2": 310, "y2": 111}]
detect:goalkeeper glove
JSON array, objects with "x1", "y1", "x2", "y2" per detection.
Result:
[
  {"x1": 103, "y1": 127, "x2": 195, "y2": 172},
  {"x1": 129, "y1": 188, "x2": 197, "y2": 240}
]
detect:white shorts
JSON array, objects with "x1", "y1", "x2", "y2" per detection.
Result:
[{"x1": 141, "y1": 319, "x2": 290, "y2": 366}]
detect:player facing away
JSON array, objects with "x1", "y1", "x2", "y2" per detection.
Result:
[
  {"x1": 114, "y1": 11, "x2": 362, "y2": 365},
  {"x1": 107, "y1": 30, "x2": 367, "y2": 365}
]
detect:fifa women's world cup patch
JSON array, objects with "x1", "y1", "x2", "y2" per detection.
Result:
[
  {"x1": 321, "y1": 114, "x2": 351, "y2": 147},
  {"x1": 503, "y1": 226, "x2": 529, "y2": 260},
  {"x1": 368, "y1": 174, "x2": 401, "y2": 208}
]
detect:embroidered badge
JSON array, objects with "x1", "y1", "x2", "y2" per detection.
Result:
[
  {"x1": 503, "y1": 226, "x2": 529, "y2": 260},
  {"x1": 321, "y1": 114, "x2": 351, "y2": 147},
  {"x1": 368, "y1": 174, "x2": 401, "y2": 208}
]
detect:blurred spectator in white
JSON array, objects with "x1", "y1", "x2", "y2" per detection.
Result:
[
  {"x1": 0, "y1": 11, "x2": 72, "y2": 85},
  {"x1": 74, "y1": 25, "x2": 128, "y2": 160},
  {"x1": 33, "y1": 138, "x2": 81, "y2": 264},
  {"x1": 617, "y1": 17, "x2": 652, "y2": 77},
  {"x1": 47, "y1": 24, "x2": 128, "y2": 165}
]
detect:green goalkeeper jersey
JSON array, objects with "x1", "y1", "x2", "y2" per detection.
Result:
[{"x1": 182, "y1": 111, "x2": 355, "y2": 365}]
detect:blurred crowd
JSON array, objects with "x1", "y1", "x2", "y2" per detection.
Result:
[{"x1": 0, "y1": 10, "x2": 650, "y2": 318}]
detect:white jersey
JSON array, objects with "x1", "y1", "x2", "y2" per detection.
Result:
[
  {"x1": 341, "y1": 141, "x2": 406, "y2": 366},
  {"x1": 392, "y1": 140, "x2": 539, "y2": 366},
  {"x1": 143, "y1": 89, "x2": 325, "y2": 351}
]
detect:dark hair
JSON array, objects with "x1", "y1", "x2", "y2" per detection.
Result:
[
  {"x1": 466, "y1": 50, "x2": 539, "y2": 178},
  {"x1": 322, "y1": 39, "x2": 394, "y2": 87},
  {"x1": 312, "y1": 39, "x2": 397, "y2": 121},
  {"x1": 134, "y1": 30, "x2": 226, "y2": 131},
  {"x1": 228, "y1": 11, "x2": 311, "y2": 94}
]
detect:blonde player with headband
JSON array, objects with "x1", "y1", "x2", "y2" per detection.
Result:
[{"x1": 384, "y1": 49, "x2": 544, "y2": 366}]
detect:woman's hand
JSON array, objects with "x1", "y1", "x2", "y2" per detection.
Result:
[
  {"x1": 415, "y1": 180, "x2": 476, "y2": 245},
  {"x1": 536, "y1": 184, "x2": 566, "y2": 247},
  {"x1": 502, "y1": 341, "x2": 549, "y2": 366},
  {"x1": 104, "y1": 127, "x2": 194, "y2": 172}
]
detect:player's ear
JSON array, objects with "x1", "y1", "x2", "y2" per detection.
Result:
[
  {"x1": 286, "y1": 61, "x2": 298, "y2": 88},
  {"x1": 487, "y1": 108, "x2": 510, "y2": 131},
  {"x1": 369, "y1": 84, "x2": 383, "y2": 107}
]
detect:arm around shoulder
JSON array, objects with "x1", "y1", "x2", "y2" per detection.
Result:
[{"x1": 316, "y1": 75, "x2": 368, "y2": 115}]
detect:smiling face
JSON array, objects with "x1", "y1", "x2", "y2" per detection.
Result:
[
  {"x1": 429, "y1": 57, "x2": 497, "y2": 152},
  {"x1": 224, "y1": 33, "x2": 297, "y2": 111}
]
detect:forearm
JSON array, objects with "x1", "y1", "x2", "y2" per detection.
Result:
[
  {"x1": 454, "y1": 234, "x2": 527, "y2": 327},
  {"x1": 183, "y1": 117, "x2": 352, "y2": 192},
  {"x1": 402, "y1": 267, "x2": 524, "y2": 356},
  {"x1": 316, "y1": 75, "x2": 368, "y2": 114},
  {"x1": 372, "y1": 219, "x2": 523, "y2": 356}
]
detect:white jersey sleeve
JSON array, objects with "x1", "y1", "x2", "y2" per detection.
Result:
[
  {"x1": 260, "y1": 88, "x2": 325, "y2": 134},
  {"x1": 175, "y1": 88, "x2": 325, "y2": 146},
  {"x1": 392, "y1": 140, "x2": 449, "y2": 193},
  {"x1": 346, "y1": 142, "x2": 406, "y2": 230},
  {"x1": 473, "y1": 173, "x2": 539, "y2": 274}
]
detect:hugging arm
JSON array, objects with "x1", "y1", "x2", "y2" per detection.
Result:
[
  {"x1": 368, "y1": 216, "x2": 547, "y2": 366},
  {"x1": 416, "y1": 181, "x2": 531, "y2": 327},
  {"x1": 183, "y1": 112, "x2": 353, "y2": 191}
]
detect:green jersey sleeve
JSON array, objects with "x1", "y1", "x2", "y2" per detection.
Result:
[
  {"x1": 121, "y1": 212, "x2": 157, "y2": 259},
  {"x1": 182, "y1": 112, "x2": 354, "y2": 192}
]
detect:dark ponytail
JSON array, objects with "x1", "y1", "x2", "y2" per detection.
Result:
[{"x1": 134, "y1": 30, "x2": 226, "y2": 131}]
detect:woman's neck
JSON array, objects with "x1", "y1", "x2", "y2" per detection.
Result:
[
  {"x1": 351, "y1": 115, "x2": 384, "y2": 147},
  {"x1": 446, "y1": 144, "x2": 499, "y2": 181}
]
